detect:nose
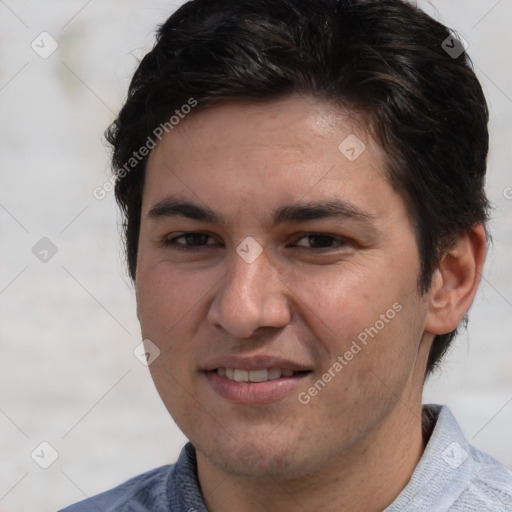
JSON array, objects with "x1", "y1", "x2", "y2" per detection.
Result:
[{"x1": 207, "y1": 247, "x2": 291, "y2": 339}]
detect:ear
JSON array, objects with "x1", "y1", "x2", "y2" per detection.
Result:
[{"x1": 424, "y1": 224, "x2": 487, "y2": 335}]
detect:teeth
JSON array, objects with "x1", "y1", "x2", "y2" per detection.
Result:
[
  {"x1": 267, "y1": 368, "x2": 282, "y2": 380},
  {"x1": 249, "y1": 369, "x2": 268, "y2": 382},
  {"x1": 216, "y1": 368, "x2": 299, "y2": 382},
  {"x1": 233, "y1": 369, "x2": 248, "y2": 382}
]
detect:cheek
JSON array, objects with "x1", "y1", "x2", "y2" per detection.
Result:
[
  {"x1": 284, "y1": 262, "x2": 396, "y2": 352},
  {"x1": 136, "y1": 263, "x2": 212, "y2": 420},
  {"x1": 136, "y1": 261, "x2": 212, "y2": 345}
]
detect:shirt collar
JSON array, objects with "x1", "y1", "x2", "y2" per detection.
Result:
[{"x1": 384, "y1": 404, "x2": 472, "y2": 511}]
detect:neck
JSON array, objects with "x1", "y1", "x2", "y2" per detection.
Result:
[{"x1": 197, "y1": 401, "x2": 426, "y2": 512}]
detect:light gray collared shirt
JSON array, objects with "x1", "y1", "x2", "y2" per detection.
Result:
[{"x1": 60, "y1": 405, "x2": 512, "y2": 511}]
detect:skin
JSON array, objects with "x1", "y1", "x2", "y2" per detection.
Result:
[{"x1": 135, "y1": 96, "x2": 486, "y2": 512}]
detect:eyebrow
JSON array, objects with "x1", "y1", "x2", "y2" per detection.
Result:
[
  {"x1": 147, "y1": 196, "x2": 376, "y2": 226},
  {"x1": 148, "y1": 198, "x2": 222, "y2": 223},
  {"x1": 273, "y1": 200, "x2": 375, "y2": 224}
]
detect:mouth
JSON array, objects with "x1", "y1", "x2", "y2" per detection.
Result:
[
  {"x1": 204, "y1": 367, "x2": 312, "y2": 404},
  {"x1": 212, "y1": 367, "x2": 310, "y2": 382}
]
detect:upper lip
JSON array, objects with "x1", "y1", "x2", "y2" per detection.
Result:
[{"x1": 202, "y1": 355, "x2": 312, "y2": 372}]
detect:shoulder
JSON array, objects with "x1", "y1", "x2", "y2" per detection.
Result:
[
  {"x1": 451, "y1": 444, "x2": 512, "y2": 511},
  {"x1": 58, "y1": 464, "x2": 174, "y2": 512},
  {"x1": 386, "y1": 405, "x2": 512, "y2": 512}
]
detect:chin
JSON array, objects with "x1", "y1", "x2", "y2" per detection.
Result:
[{"x1": 197, "y1": 435, "x2": 316, "y2": 481}]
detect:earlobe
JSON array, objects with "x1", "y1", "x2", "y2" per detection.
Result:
[{"x1": 424, "y1": 224, "x2": 487, "y2": 335}]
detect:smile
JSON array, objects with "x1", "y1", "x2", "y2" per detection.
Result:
[
  {"x1": 205, "y1": 368, "x2": 311, "y2": 404},
  {"x1": 215, "y1": 367, "x2": 304, "y2": 382}
]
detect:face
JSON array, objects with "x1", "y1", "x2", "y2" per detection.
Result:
[{"x1": 136, "y1": 97, "x2": 432, "y2": 481}]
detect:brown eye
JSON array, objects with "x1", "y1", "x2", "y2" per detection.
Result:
[
  {"x1": 294, "y1": 234, "x2": 347, "y2": 249},
  {"x1": 163, "y1": 232, "x2": 219, "y2": 250}
]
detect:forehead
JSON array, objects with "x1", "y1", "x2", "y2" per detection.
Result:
[{"x1": 142, "y1": 96, "x2": 401, "y2": 227}]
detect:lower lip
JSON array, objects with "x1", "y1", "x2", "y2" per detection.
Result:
[{"x1": 204, "y1": 371, "x2": 309, "y2": 404}]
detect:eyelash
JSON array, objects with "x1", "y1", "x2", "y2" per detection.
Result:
[
  {"x1": 162, "y1": 233, "x2": 219, "y2": 251},
  {"x1": 162, "y1": 232, "x2": 348, "y2": 252}
]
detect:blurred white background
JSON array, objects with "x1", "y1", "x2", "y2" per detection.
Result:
[{"x1": 0, "y1": 1, "x2": 511, "y2": 510}]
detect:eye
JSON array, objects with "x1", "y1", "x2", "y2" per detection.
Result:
[
  {"x1": 162, "y1": 232, "x2": 220, "y2": 250},
  {"x1": 293, "y1": 233, "x2": 348, "y2": 250}
]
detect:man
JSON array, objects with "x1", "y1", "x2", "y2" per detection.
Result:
[{"x1": 62, "y1": 0, "x2": 512, "y2": 510}]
